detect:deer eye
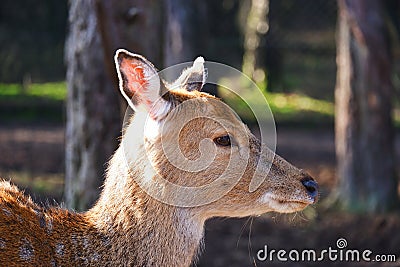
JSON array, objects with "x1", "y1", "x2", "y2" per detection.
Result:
[{"x1": 214, "y1": 135, "x2": 231, "y2": 147}]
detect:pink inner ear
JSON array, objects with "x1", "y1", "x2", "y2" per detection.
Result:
[{"x1": 120, "y1": 58, "x2": 147, "y2": 97}]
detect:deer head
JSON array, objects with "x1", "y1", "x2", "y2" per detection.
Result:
[{"x1": 114, "y1": 49, "x2": 318, "y2": 221}]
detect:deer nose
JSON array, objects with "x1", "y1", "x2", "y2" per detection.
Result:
[{"x1": 301, "y1": 177, "x2": 318, "y2": 201}]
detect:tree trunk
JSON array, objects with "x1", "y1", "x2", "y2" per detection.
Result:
[
  {"x1": 335, "y1": 0, "x2": 398, "y2": 212},
  {"x1": 162, "y1": 0, "x2": 218, "y2": 95},
  {"x1": 163, "y1": 0, "x2": 205, "y2": 66},
  {"x1": 65, "y1": 0, "x2": 121, "y2": 211},
  {"x1": 95, "y1": 0, "x2": 165, "y2": 73},
  {"x1": 242, "y1": 0, "x2": 269, "y2": 84},
  {"x1": 65, "y1": 0, "x2": 166, "y2": 211},
  {"x1": 65, "y1": 0, "x2": 202, "y2": 211}
]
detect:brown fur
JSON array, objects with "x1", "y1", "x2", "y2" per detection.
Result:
[{"x1": 0, "y1": 51, "x2": 317, "y2": 266}]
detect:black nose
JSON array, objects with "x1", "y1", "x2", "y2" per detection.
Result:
[{"x1": 301, "y1": 177, "x2": 318, "y2": 200}]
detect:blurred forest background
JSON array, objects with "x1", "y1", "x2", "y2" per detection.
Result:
[{"x1": 0, "y1": 0, "x2": 400, "y2": 266}]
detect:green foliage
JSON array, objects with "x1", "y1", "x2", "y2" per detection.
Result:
[
  {"x1": 3, "y1": 171, "x2": 64, "y2": 201},
  {"x1": 218, "y1": 77, "x2": 334, "y2": 127},
  {"x1": 0, "y1": 82, "x2": 66, "y2": 123},
  {"x1": 0, "y1": 82, "x2": 66, "y2": 101},
  {"x1": 267, "y1": 93, "x2": 334, "y2": 117}
]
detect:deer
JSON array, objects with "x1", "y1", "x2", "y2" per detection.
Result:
[{"x1": 0, "y1": 49, "x2": 318, "y2": 267}]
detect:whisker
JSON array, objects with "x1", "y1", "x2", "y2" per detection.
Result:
[
  {"x1": 298, "y1": 210, "x2": 311, "y2": 222},
  {"x1": 247, "y1": 217, "x2": 257, "y2": 266},
  {"x1": 236, "y1": 217, "x2": 251, "y2": 248},
  {"x1": 291, "y1": 211, "x2": 298, "y2": 222}
]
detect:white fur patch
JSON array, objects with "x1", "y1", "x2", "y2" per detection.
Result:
[
  {"x1": 19, "y1": 238, "x2": 34, "y2": 261},
  {"x1": 150, "y1": 99, "x2": 172, "y2": 120},
  {"x1": 55, "y1": 243, "x2": 65, "y2": 257},
  {"x1": 259, "y1": 192, "x2": 290, "y2": 212},
  {"x1": 175, "y1": 209, "x2": 204, "y2": 245},
  {"x1": 259, "y1": 192, "x2": 275, "y2": 205},
  {"x1": 144, "y1": 115, "x2": 161, "y2": 140},
  {"x1": 2, "y1": 208, "x2": 11, "y2": 216},
  {"x1": 258, "y1": 192, "x2": 310, "y2": 213}
]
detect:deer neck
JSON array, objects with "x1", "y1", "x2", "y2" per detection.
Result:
[{"x1": 87, "y1": 146, "x2": 205, "y2": 266}]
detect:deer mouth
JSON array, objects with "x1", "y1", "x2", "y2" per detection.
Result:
[{"x1": 259, "y1": 192, "x2": 314, "y2": 213}]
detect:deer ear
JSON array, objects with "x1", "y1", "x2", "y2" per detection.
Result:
[
  {"x1": 115, "y1": 49, "x2": 170, "y2": 119},
  {"x1": 172, "y1": 56, "x2": 207, "y2": 92}
]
